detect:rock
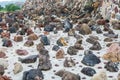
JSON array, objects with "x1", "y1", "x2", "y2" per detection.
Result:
[
  {"x1": 22, "y1": 69, "x2": 44, "y2": 80},
  {"x1": 26, "y1": 28, "x2": 34, "y2": 35},
  {"x1": 57, "y1": 37, "x2": 68, "y2": 46},
  {"x1": 56, "y1": 49, "x2": 65, "y2": 59},
  {"x1": 37, "y1": 43, "x2": 45, "y2": 51},
  {"x1": 68, "y1": 29, "x2": 75, "y2": 36},
  {"x1": 24, "y1": 40, "x2": 34, "y2": 47},
  {"x1": 104, "y1": 61, "x2": 119, "y2": 72},
  {"x1": 90, "y1": 42, "x2": 102, "y2": 50},
  {"x1": 86, "y1": 37, "x2": 97, "y2": 44},
  {"x1": 103, "y1": 30, "x2": 118, "y2": 38},
  {"x1": 89, "y1": 36, "x2": 99, "y2": 40},
  {"x1": 52, "y1": 45, "x2": 60, "y2": 51},
  {"x1": 118, "y1": 73, "x2": 120, "y2": 80},
  {"x1": 96, "y1": 27, "x2": 103, "y2": 34},
  {"x1": 44, "y1": 24, "x2": 55, "y2": 32},
  {"x1": 13, "y1": 63, "x2": 23, "y2": 74},
  {"x1": 55, "y1": 69, "x2": 80, "y2": 80},
  {"x1": 91, "y1": 70, "x2": 107, "y2": 80},
  {"x1": 1, "y1": 31, "x2": 10, "y2": 39},
  {"x1": 0, "y1": 59, "x2": 9, "y2": 69},
  {"x1": 74, "y1": 43, "x2": 84, "y2": 50},
  {"x1": 40, "y1": 35, "x2": 50, "y2": 45},
  {"x1": 18, "y1": 55, "x2": 38, "y2": 63},
  {"x1": 9, "y1": 27, "x2": 17, "y2": 33},
  {"x1": 74, "y1": 34, "x2": 83, "y2": 40},
  {"x1": 81, "y1": 50, "x2": 101, "y2": 66},
  {"x1": 113, "y1": 22, "x2": 120, "y2": 30},
  {"x1": 81, "y1": 67, "x2": 96, "y2": 76},
  {"x1": 0, "y1": 51, "x2": 6, "y2": 58},
  {"x1": 16, "y1": 49, "x2": 28, "y2": 56},
  {"x1": 0, "y1": 75, "x2": 11, "y2": 80},
  {"x1": 79, "y1": 23, "x2": 92, "y2": 35},
  {"x1": 2, "y1": 39, "x2": 12, "y2": 47},
  {"x1": 104, "y1": 38, "x2": 113, "y2": 42},
  {"x1": 14, "y1": 35, "x2": 23, "y2": 42},
  {"x1": 28, "y1": 33, "x2": 38, "y2": 40},
  {"x1": 64, "y1": 57, "x2": 75, "y2": 67},
  {"x1": 39, "y1": 48, "x2": 49, "y2": 58},
  {"x1": 67, "y1": 46, "x2": 78, "y2": 55},
  {"x1": 103, "y1": 43, "x2": 120, "y2": 62},
  {"x1": 0, "y1": 65, "x2": 4, "y2": 75},
  {"x1": 97, "y1": 19, "x2": 106, "y2": 25}
]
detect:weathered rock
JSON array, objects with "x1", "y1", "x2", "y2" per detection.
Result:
[
  {"x1": 104, "y1": 61, "x2": 119, "y2": 72},
  {"x1": 81, "y1": 67, "x2": 96, "y2": 76},
  {"x1": 0, "y1": 65, "x2": 4, "y2": 75},
  {"x1": 13, "y1": 63, "x2": 23, "y2": 74},
  {"x1": 56, "y1": 49, "x2": 65, "y2": 59},
  {"x1": 0, "y1": 51, "x2": 6, "y2": 58},
  {"x1": 86, "y1": 37, "x2": 97, "y2": 44},
  {"x1": 22, "y1": 69, "x2": 44, "y2": 80},
  {"x1": 74, "y1": 43, "x2": 84, "y2": 50},
  {"x1": 1, "y1": 31, "x2": 10, "y2": 39},
  {"x1": 104, "y1": 38, "x2": 113, "y2": 42},
  {"x1": 79, "y1": 23, "x2": 92, "y2": 35},
  {"x1": 64, "y1": 57, "x2": 75, "y2": 67},
  {"x1": 2, "y1": 39, "x2": 12, "y2": 47},
  {"x1": 55, "y1": 69, "x2": 80, "y2": 80},
  {"x1": 68, "y1": 29, "x2": 75, "y2": 36},
  {"x1": 90, "y1": 42, "x2": 102, "y2": 50},
  {"x1": 0, "y1": 59, "x2": 9, "y2": 69},
  {"x1": 18, "y1": 55, "x2": 38, "y2": 63},
  {"x1": 74, "y1": 34, "x2": 83, "y2": 40},
  {"x1": 37, "y1": 43, "x2": 45, "y2": 51},
  {"x1": 14, "y1": 35, "x2": 23, "y2": 42},
  {"x1": 52, "y1": 45, "x2": 60, "y2": 51},
  {"x1": 40, "y1": 35, "x2": 50, "y2": 45},
  {"x1": 67, "y1": 46, "x2": 78, "y2": 55},
  {"x1": 57, "y1": 37, "x2": 68, "y2": 46},
  {"x1": 24, "y1": 40, "x2": 34, "y2": 47},
  {"x1": 28, "y1": 33, "x2": 38, "y2": 40},
  {"x1": 26, "y1": 28, "x2": 33, "y2": 35},
  {"x1": 16, "y1": 49, "x2": 28, "y2": 56},
  {"x1": 44, "y1": 24, "x2": 55, "y2": 32},
  {"x1": 39, "y1": 49, "x2": 49, "y2": 58},
  {"x1": 91, "y1": 70, "x2": 107, "y2": 80},
  {"x1": 81, "y1": 50, "x2": 101, "y2": 66},
  {"x1": 96, "y1": 27, "x2": 103, "y2": 34}
]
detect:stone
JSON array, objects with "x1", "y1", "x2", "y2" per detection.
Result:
[
  {"x1": 40, "y1": 35, "x2": 50, "y2": 45},
  {"x1": 39, "y1": 49, "x2": 49, "y2": 58},
  {"x1": 9, "y1": 27, "x2": 17, "y2": 33},
  {"x1": 44, "y1": 24, "x2": 55, "y2": 32},
  {"x1": 103, "y1": 31, "x2": 118, "y2": 38},
  {"x1": 91, "y1": 70, "x2": 107, "y2": 80},
  {"x1": 118, "y1": 73, "x2": 120, "y2": 80},
  {"x1": 1, "y1": 31, "x2": 10, "y2": 39},
  {"x1": 67, "y1": 46, "x2": 78, "y2": 55},
  {"x1": 113, "y1": 22, "x2": 120, "y2": 30},
  {"x1": 104, "y1": 61, "x2": 119, "y2": 72},
  {"x1": 97, "y1": 19, "x2": 106, "y2": 25},
  {"x1": 22, "y1": 69, "x2": 44, "y2": 80},
  {"x1": 89, "y1": 36, "x2": 99, "y2": 40},
  {"x1": 57, "y1": 37, "x2": 67, "y2": 46},
  {"x1": 104, "y1": 38, "x2": 113, "y2": 42},
  {"x1": 16, "y1": 49, "x2": 28, "y2": 56},
  {"x1": 0, "y1": 65, "x2": 4, "y2": 75},
  {"x1": 13, "y1": 63, "x2": 23, "y2": 74},
  {"x1": 81, "y1": 67, "x2": 96, "y2": 76},
  {"x1": 37, "y1": 43, "x2": 45, "y2": 51},
  {"x1": 79, "y1": 23, "x2": 92, "y2": 35},
  {"x1": 26, "y1": 28, "x2": 34, "y2": 35},
  {"x1": 18, "y1": 55, "x2": 38, "y2": 63},
  {"x1": 0, "y1": 59, "x2": 9, "y2": 69},
  {"x1": 2, "y1": 39, "x2": 12, "y2": 47},
  {"x1": 90, "y1": 42, "x2": 102, "y2": 50},
  {"x1": 64, "y1": 57, "x2": 75, "y2": 67},
  {"x1": 52, "y1": 45, "x2": 60, "y2": 51},
  {"x1": 14, "y1": 35, "x2": 23, "y2": 42},
  {"x1": 74, "y1": 34, "x2": 83, "y2": 40},
  {"x1": 96, "y1": 27, "x2": 103, "y2": 34},
  {"x1": 55, "y1": 69, "x2": 80, "y2": 80},
  {"x1": 86, "y1": 37, "x2": 97, "y2": 44},
  {"x1": 0, "y1": 75, "x2": 11, "y2": 80},
  {"x1": 56, "y1": 49, "x2": 65, "y2": 59},
  {"x1": 0, "y1": 51, "x2": 6, "y2": 58},
  {"x1": 68, "y1": 29, "x2": 75, "y2": 36},
  {"x1": 28, "y1": 33, "x2": 38, "y2": 40},
  {"x1": 81, "y1": 50, "x2": 101, "y2": 66},
  {"x1": 74, "y1": 43, "x2": 84, "y2": 50},
  {"x1": 24, "y1": 40, "x2": 34, "y2": 47}
]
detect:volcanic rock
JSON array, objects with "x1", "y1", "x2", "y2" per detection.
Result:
[
  {"x1": 81, "y1": 67, "x2": 96, "y2": 76},
  {"x1": 14, "y1": 35, "x2": 23, "y2": 42},
  {"x1": 2, "y1": 39, "x2": 12, "y2": 47},
  {"x1": 40, "y1": 35, "x2": 50, "y2": 45},
  {"x1": 52, "y1": 45, "x2": 60, "y2": 51},
  {"x1": 64, "y1": 57, "x2": 76, "y2": 67},
  {"x1": 67, "y1": 46, "x2": 78, "y2": 55},
  {"x1": 22, "y1": 69, "x2": 44, "y2": 80},
  {"x1": 56, "y1": 49, "x2": 65, "y2": 59},
  {"x1": 16, "y1": 49, "x2": 28, "y2": 56},
  {"x1": 13, "y1": 63, "x2": 23, "y2": 74},
  {"x1": 28, "y1": 33, "x2": 38, "y2": 40},
  {"x1": 57, "y1": 37, "x2": 68, "y2": 46},
  {"x1": 55, "y1": 69, "x2": 80, "y2": 80},
  {"x1": 0, "y1": 65, "x2": 4, "y2": 75},
  {"x1": 18, "y1": 55, "x2": 38, "y2": 63},
  {"x1": 24, "y1": 40, "x2": 34, "y2": 47}
]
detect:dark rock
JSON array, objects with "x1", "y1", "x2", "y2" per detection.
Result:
[
  {"x1": 64, "y1": 57, "x2": 76, "y2": 67},
  {"x1": 40, "y1": 35, "x2": 50, "y2": 45},
  {"x1": 68, "y1": 29, "x2": 75, "y2": 36},
  {"x1": 52, "y1": 45, "x2": 60, "y2": 51},
  {"x1": 0, "y1": 65, "x2": 4, "y2": 75},
  {"x1": 67, "y1": 46, "x2": 78, "y2": 55},
  {"x1": 96, "y1": 27, "x2": 103, "y2": 34},
  {"x1": 104, "y1": 61, "x2": 119, "y2": 72},
  {"x1": 81, "y1": 67, "x2": 96, "y2": 76},
  {"x1": 16, "y1": 49, "x2": 28, "y2": 56},
  {"x1": 24, "y1": 40, "x2": 34, "y2": 47},
  {"x1": 9, "y1": 27, "x2": 17, "y2": 33},
  {"x1": 90, "y1": 42, "x2": 102, "y2": 50},
  {"x1": 81, "y1": 50, "x2": 101, "y2": 66},
  {"x1": 2, "y1": 39, "x2": 12, "y2": 47},
  {"x1": 57, "y1": 37, "x2": 67, "y2": 46},
  {"x1": 39, "y1": 49, "x2": 49, "y2": 58},
  {"x1": 18, "y1": 55, "x2": 38, "y2": 63},
  {"x1": 55, "y1": 69, "x2": 80, "y2": 80},
  {"x1": 74, "y1": 34, "x2": 83, "y2": 40},
  {"x1": 0, "y1": 29, "x2": 3, "y2": 34},
  {"x1": 44, "y1": 24, "x2": 55, "y2": 32},
  {"x1": 103, "y1": 33, "x2": 118, "y2": 38},
  {"x1": 22, "y1": 69, "x2": 44, "y2": 80},
  {"x1": 37, "y1": 43, "x2": 45, "y2": 51},
  {"x1": 0, "y1": 51, "x2": 6, "y2": 58}
]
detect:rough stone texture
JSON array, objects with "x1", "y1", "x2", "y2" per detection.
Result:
[
  {"x1": 67, "y1": 46, "x2": 78, "y2": 55},
  {"x1": 14, "y1": 35, "x2": 23, "y2": 42},
  {"x1": 22, "y1": 69, "x2": 44, "y2": 80},
  {"x1": 86, "y1": 37, "x2": 97, "y2": 44},
  {"x1": 28, "y1": 33, "x2": 38, "y2": 40},
  {"x1": 64, "y1": 57, "x2": 75, "y2": 67},
  {"x1": 90, "y1": 42, "x2": 102, "y2": 50},
  {"x1": 37, "y1": 43, "x2": 45, "y2": 51},
  {"x1": 0, "y1": 65, "x2": 4, "y2": 75},
  {"x1": 104, "y1": 38, "x2": 113, "y2": 42},
  {"x1": 96, "y1": 27, "x2": 103, "y2": 34},
  {"x1": 40, "y1": 35, "x2": 50, "y2": 45},
  {"x1": 16, "y1": 49, "x2": 28, "y2": 56},
  {"x1": 56, "y1": 49, "x2": 65, "y2": 59},
  {"x1": 81, "y1": 67, "x2": 96, "y2": 76},
  {"x1": 55, "y1": 69, "x2": 80, "y2": 80},
  {"x1": 24, "y1": 40, "x2": 34, "y2": 47},
  {"x1": 63, "y1": 19, "x2": 73, "y2": 32},
  {"x1": 68, "y1": 29, "x2": 75, "y2": 36},
  {"x1": 1, "y1": 31, "x2": 10, "y2": 39},
  {"x1": 13, "y1": 63, "x2": 23, "y2": 74},
  {"x1": 52, "y1": 45, "x2": 60, "y2": 51},
  {"x1": 44, "y1": 24, "x2": 55, "y2": 32},
  {"x1": 57, "y1": 37, "x2": 68, "y2": 46}
]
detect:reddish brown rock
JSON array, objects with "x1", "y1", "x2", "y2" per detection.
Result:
[
  {"x1": 56, "y1": 49, "x2": 65, "y2": 59},
  {"x1": 0, "y1": 75, "x2": 11, "y2": 80},
  {"x1": 16, "y1": 49, "x2": 28, "y2": 56},
  {"x1": 28, "y1": 33, "x2": 38, "y2": 40},
  {"x1": 104, "y1": 38, "x2": 113, "y2": 42},
  {"x1": 26, "y1": 28, "x2": 34, "y2": 36},
  {"x1": 14, "y1": 35, "x2": 23, "y2": 42},
  {"x1": 0, "y1": 51, "x2": 6, "y2": 58},
  {"x1": 1, "y1": 31, "x2": 10, "y2": 39}
]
